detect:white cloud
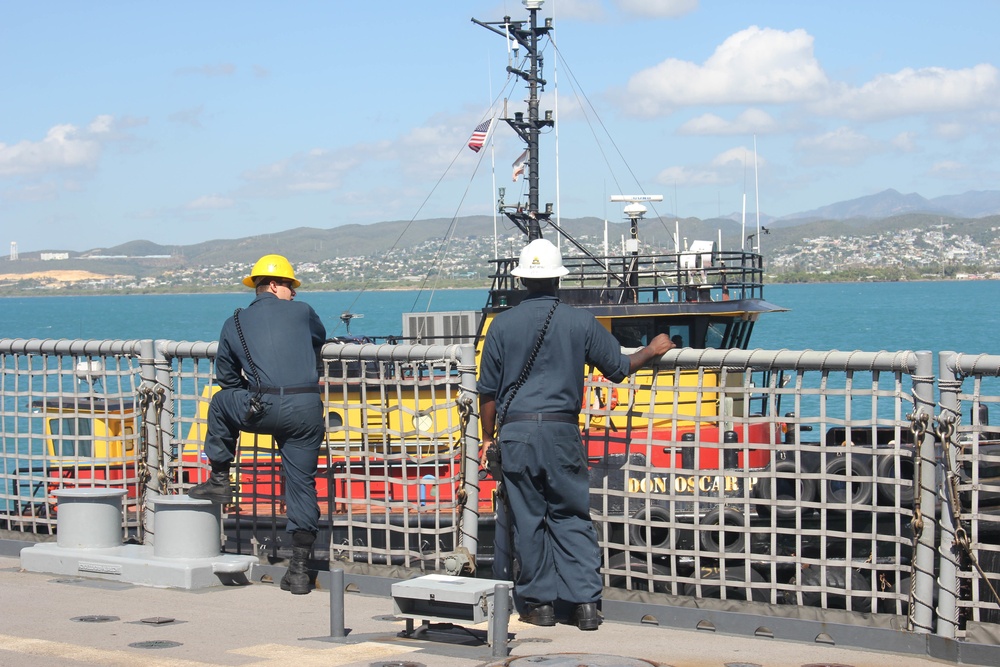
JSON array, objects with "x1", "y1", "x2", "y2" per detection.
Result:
[
  {"x1": 929, "y1": 160, "x2": 964, "y2": 175},
  {"x1": 679, "y1": 109, "x2": 779, "y2": 135},
  {"x1": 934, "y1": 122, "x2": 967, "y2": 140},
  {"x1": 0, "y1": 115, "x2": 146, "y2": 180},
  {"x1": 186, "y1": 195, "x2": 234, "y2": 210},
  {"x1": 87, "y1": 115, "x2": 115, "y2": 134},
  {"x1": 174, "y1": 63, "x2": 236, "y2": 77},
  {"x1": 624, "y1": 26, "x2": 829, "y2": 116},
  {"x1": 813, "y1": 64, "x2": 1000, "y2": 120},
  {"x1": 892, "y1": 132, "x2": 917, "y2": 152},
  {"x1": 655, "y1": 164, "x2": 723, "y2": 187},
  {"x1": 551, "y1": 0, "x2": 606, "y2": 21},
  {"x1": 796, "y1": 127, "x2": 878, "y2": 166},
  {"x1": 239, "y1": 147, "x2": 360, "y2": 197},
  {"x1": 711, "y1": 146, "x2": 765, "y2": 169},
  {"x1": 169, "y1": 106, "x2": 206, "y2": 128},
  {"x1": 0, "y1": 181, "x2": 60, "y2": 202},
  {"x1": 616, "y1": 0, "x2": 698, "y2": 18},
  {"x1": 0, "y1": 123, "x2": 102, "y2": 176},
  {"x1": 654, "y1": 145, "x2": 760, "y2": 187}
]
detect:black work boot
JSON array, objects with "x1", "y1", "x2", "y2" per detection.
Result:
[
  {"x1": 280, "y1": 531, "x2": 315, "y2": 595},
  {"x1": 518, "y1": 602, "x2": 555, "y2": 627},
  {"x1": 571, "y1": 602, "x2": 601, "y2": 631},
  {"x1": 188, "y1": 470, "x2": 233, "y2": 504}
]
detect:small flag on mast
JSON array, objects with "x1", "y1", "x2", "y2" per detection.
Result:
[
  {"x1": 512, "y1": 149, "x2": 528, "y2": 182},
  {"x1": 467, "y1": 119, "x2": 493, "y2": 152}
]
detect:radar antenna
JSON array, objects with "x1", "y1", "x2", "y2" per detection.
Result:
[
  {"x1": 340, "y1": 311, "x2": 364, "y2": 334},
  {"x1": 610, "y1": 195, "x2": 663, "y2": 304}
]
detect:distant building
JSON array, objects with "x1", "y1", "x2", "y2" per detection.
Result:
[{"x1": 40, "y1": 252, "x2": 70, "y2": 261}]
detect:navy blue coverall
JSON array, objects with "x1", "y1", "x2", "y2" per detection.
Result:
[
  {"x1": 477, "y1": 292, "x2": 629, "y2": 607},
  {"x1": 204, "y1": 291, "x2": 327, "y2": 535}
]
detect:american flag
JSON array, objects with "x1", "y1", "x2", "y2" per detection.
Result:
[{"x1": 467, "y1": 119, "x2": 492, "y2": 152}]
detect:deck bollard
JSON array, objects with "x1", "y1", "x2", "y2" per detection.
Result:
[
  {"x1": 329, "y1": 567, "x2": 345, "y2": 638},
  {"x1": 54, "y1": 488, "x2": 127, "y2": 549},
  {"x1": 152, "y1": 496, "x2": 221, "y2": 559},
  {"x1": 680, "y1": 431, "x2": 696, "y2": 469},
  {"x1": 491, "y1": 582, "x2": 510, "y2": 657}
]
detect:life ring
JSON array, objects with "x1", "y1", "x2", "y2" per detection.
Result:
[{"x1": 583, "y1": 374, "x2": 618, "y2": 411}]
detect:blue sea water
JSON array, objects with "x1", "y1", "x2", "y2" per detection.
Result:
[
  {"x1": 2, "y1": 281, "x2": 998, "y2": 355},
  {"x1": 0, "y1": 289, "x2": 487, "y2": 343},
  {"x1": 755, "y1": 280, "x2": 1000, "y2": 355}
]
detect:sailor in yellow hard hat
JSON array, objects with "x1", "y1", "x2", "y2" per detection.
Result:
[
  {"x1": 190, "y1": 253, "x2": 325, "y2": 595},
  {"x1": 242, "y1": 253, "x2": 302, "y2": 291}
]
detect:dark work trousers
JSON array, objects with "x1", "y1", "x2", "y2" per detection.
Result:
[
  {"x1": 204, "y1": 387, "x2": 323, "y2": 534},
  {"x1": 499, "y1": 419, "x2": 601, "y2": 606}
]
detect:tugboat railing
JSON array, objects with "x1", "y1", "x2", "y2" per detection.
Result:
[{"x1": 487, "y1": 250, "x2": 766, "y2": 308}]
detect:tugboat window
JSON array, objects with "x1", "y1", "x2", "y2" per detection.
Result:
[
  {"x1": 612, "y1": 319, "x2": 692, "y2": 349},
  {"x1": 705, "y1": 322, "x2": 728, "y2": 349},
  {"x1": 51, "y1": 417, "x2": 93, "y2": 457},
  {"x1": 613, "y1": 323, "x2": 648, "y2": 348}
]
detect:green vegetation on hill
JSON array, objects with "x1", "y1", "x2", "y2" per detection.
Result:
[{"x1": 3, "y1": 213, "x2": 999, "y2": 295}]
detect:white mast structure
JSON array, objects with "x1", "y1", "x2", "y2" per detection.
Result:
[{"x1": 754, "y1": 135, "x2": 761, "y2": 253}]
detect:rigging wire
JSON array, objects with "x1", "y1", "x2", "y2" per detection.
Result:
[
  {"x1": 548, "y1": 39, "x2": 676, "y2": 245},
  {"x1": 410, "y1": 74, "x2": 523, "y2": 316},
  {"x1": 330, "y1": 71, "x2": 521, "y2": 334}
]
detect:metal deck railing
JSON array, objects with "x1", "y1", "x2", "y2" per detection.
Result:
[{"x1": 2, "y1": 337, "x2": 1000, "y2": 656}]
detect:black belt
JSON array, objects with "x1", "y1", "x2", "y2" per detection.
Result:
[
  {"x1": 250, "y1": 384, "x2": 320, "y2": 396},
  {"x1": 503, "y1": 412, "x2": 578, "y2": 424}
]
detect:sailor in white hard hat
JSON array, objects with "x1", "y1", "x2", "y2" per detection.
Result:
[{"x1": 477, "y1": 238, "x2": 674, "y2": 630}]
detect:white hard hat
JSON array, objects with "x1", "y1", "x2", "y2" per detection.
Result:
[{"x1": 511, "y1": 238, "x2": 569, "y2": 279}]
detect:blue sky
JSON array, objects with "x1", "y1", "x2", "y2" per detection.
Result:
[{"x1": 2, "y1": 0, "x2": 999, "y2": 253}]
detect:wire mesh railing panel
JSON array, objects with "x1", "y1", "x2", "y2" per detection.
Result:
[
  {"x1": 324, "y1": 353, "x2": 466, "y2": 570},
  {"x1": 0, "y1": 340, "x2": 145, "y2": 536},
  {"x1": 162, "y1": 341, "x2": 469, "y2": 565},
  {"x1": 595, "y1": 349, "x2": 921, "y2": 619},
  {"x1": 940, "y1": 353, "x2": 1000, "y2": 636}
]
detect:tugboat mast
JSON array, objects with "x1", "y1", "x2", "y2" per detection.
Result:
[{"x1": 473, "y1": 0, "x2": 553, "y2": 241}]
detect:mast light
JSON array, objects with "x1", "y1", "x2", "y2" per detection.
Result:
[{"x1": 523, "y1": 0, "x2": 544, "y2": 9}]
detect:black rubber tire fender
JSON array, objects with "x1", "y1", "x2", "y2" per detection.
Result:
[
  {"x1": 824, "y1": 453, "x2": 874, "y2": 508},
  {"x1": 605, "y1": 551, "x2": 672, "y2": 594},
  {"x1": 698, "y1": 507, "x2": 747, "y2": 554},
  {"x1": 753, "y1": 459, "x2": 818, "y2": 520},
  {"x1": 875, "y1": 448, "x2": 915, "y2": 507},
  {"x1": 795, "y1": 565, "x2": 873, "y2": 613},
  {"x1": 682, "y1": 565, "x2": 768, "y2": 602},
  {"x1": 627, "y1": 505, "x2": 674, "y2": 550}
]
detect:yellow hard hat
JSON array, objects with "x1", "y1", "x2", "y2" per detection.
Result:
[{"x1": 242, "y1": 254, "x2": 301, "y2": 288}]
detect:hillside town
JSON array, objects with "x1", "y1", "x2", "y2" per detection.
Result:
[
  {"x1": 769, "y1": 224, "x2": 1000, "y2": 280},
  {"x1": 4, "y1": 219, "x2": 1000, "y2": 293}
]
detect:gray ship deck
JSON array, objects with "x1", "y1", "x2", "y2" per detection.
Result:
[{"x1": 0, "y1": 551, "x2": 957, "y2": 667}]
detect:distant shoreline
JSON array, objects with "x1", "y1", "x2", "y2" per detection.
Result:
[
  {"x1": 0, "y1": 285, "x2": 491, "y2": 298},
  {"x1": 2, "y1": 276, "x2": 996, "y2": 299}
]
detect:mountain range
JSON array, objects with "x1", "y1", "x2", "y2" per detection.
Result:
[
  {"x1": 5, "y1": 189, "x2": 1000, "y2": 272},
  {"x1": 764, "y1": 188, "x2": 1000, "y2": 226}
]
